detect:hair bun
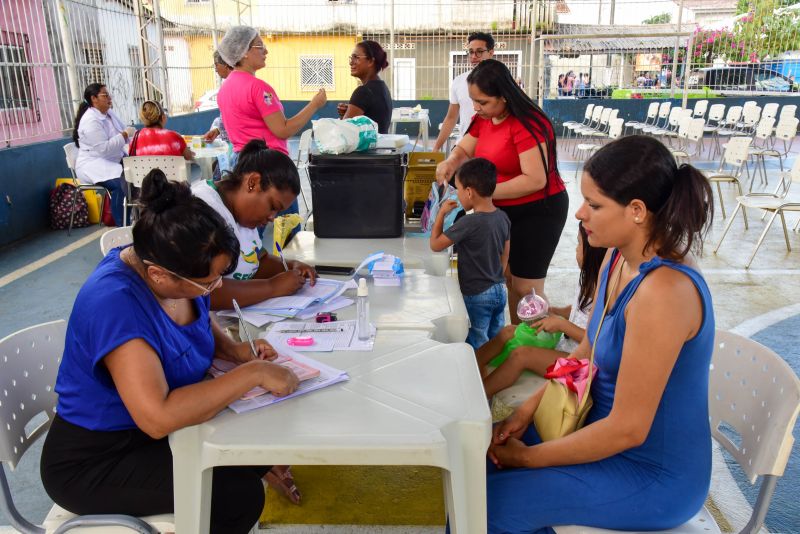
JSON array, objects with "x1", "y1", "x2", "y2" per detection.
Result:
[
  {"x1": 139, "y1": 168, "x2": 191, "y2": 214},
  {"x1": 239, "y1": 138, "x2": 268, "y2": 158}
]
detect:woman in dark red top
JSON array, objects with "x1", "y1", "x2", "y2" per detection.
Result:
[
  {"x1": 130, "y1": 100, "x2": 193, "y2": 160},
  {"x1": 436, "y1": 59, "x2": 568, "y2": 323}
]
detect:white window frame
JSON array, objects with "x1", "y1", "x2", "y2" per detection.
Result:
[
  {"x1": 0, "y1": 30, "x2": 39, "y2": 123},
  {"x1": 448, "y1": 50, "x2": 523, "y2": 82},
  {"x1": 299, "y1": 55, "x2": 335, "y2": 92}
]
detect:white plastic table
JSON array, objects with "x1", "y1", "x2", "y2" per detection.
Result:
[
  {"x1": 283, "y1": 231, "x2": 451, "y2": 276},
  {"x1": 190, "y1": 140, "x2": 227, "y2": 181},
  {"x1": 390, "y1": 108, "x2": 429, "y2": 149},
  {"x1": 328, "y1": 271, "x2": 469, "y2": 343},
  {"x1": 170, "y1": 333, "x2": 491, "y2": 534}
]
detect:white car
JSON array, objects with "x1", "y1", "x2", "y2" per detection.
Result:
[{"x1": 194, "y1": 88, "x2": 219, "y2": 112}]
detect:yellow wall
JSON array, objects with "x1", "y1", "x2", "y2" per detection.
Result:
[
  {"x1": 260, "y1": 34, "x2": 360, "y2": 101},
  {"x1": 182, "y1": 34, "x2": 361, "y2": 102}
]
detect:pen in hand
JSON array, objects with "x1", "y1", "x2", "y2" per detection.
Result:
[
  {"x1": 275, "y1": 241, "x2": 289, "y2": 271},
  {"x1": 232, "y1": 299, "x2": 259, "y2": 359}
]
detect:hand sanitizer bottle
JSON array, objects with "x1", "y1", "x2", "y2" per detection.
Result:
[{"x1": 357, "y1": 278, "x2": 370, "y2": 340}]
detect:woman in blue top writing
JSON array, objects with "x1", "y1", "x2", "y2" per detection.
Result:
[
  {"x1": 485, "y1": 135, "x2": 716, "y2": 533},
  {"x1": 40, "y1": 170, "x2": 298, "y2": 534}
]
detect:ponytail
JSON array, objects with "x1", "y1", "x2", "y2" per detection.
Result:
[
  {"x1": 72, "y1": 83, "x2": 105, "y2": 148},
  {"x1": 649, "y1": 164, "x2": 713, "y2": 260}
]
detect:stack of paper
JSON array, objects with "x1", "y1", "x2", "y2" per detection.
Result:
[
  {"x1": 209, "y1": 347, "x2": 349, "y2": 414},
  {"x1": 218, "y1": 278, "x2": 349, "y2": 325},
  {"x1": 371, "y1": 254, "x2": 403, "y2": 287}
]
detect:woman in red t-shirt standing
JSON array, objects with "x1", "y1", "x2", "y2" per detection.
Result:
[
  {"x1": 436, "y1": 59, "x2": 568, "y2": 323},
  {"x1": 129, "y1": 100, "x2": 194, "y2": 160}
]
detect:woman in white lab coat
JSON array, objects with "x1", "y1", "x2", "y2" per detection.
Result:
[{"x1": 73, "y1": 83, "x2": 136, "y2": 226}]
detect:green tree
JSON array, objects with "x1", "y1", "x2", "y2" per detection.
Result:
[{"x1": 643, "y1": 12, "x2": 672, "y2": 24}]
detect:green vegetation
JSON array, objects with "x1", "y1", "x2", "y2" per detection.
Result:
[
  {"x1": 611, "y1": 88, "x2": 719, "y2": 99},
  {"x1": 643, "y1": 12, "x2": 672, "y2": 24}
]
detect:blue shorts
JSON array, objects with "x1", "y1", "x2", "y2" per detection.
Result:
[{"x1": 463, "y1": 282, "x2": 507, "y2": 350}]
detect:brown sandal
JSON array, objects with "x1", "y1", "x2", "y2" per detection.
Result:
[{"x1": 265, "y1": 465, "x2": 301, "y2": 505}]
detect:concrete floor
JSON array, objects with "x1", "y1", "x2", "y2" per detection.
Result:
[{"x1": 1, "y1": 138, "x2": 798, "y2": 533}]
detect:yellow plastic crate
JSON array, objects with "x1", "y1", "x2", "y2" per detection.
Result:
[{"x1": 404, "y1": 152, "x2": 444, "y2": 217}]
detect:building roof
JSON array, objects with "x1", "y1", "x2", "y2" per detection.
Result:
[
  {"x1": 672, "y1": 0, "x2": 737, "y2": 13},
  {"x1": 544, "y1": 23, "x2": 684, "y2": 53}
]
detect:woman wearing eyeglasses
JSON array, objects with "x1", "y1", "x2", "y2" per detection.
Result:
[
  {"x1": 216, "y1": 26, "x2": 326, "y2": 157},
  {"x1": 73, "y1": 83, "x2": 136, "y2": 226},
  {"x1": 336, "y1": 40, "x2": 392, "y2": 133},
  {"x1": 41, "y1": 169, "x2": 298, "y2": 534},
  {"x1": 128, "y1": 100, "x2": 193, "y2": 160}
]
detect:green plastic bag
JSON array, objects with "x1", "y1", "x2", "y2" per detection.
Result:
[{"x1": 490, "y1": 323, "x2": 562, "y2": 367}]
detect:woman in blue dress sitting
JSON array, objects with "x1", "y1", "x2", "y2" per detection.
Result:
[{"x1": 487, "y1": 135, "x2": 716, "y2": 533}]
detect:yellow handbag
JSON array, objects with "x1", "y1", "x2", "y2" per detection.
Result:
[{"x1": 533, "y1": 258, "x2": 625, "y2": 441}]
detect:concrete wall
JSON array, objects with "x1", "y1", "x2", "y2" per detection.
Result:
[{"x1": 2, "y1": 95, "x2": 798, "y2": 248}]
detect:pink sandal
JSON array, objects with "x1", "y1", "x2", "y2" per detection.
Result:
[{"x1": 265, "y1": 465, "x2": 301, "y2": 505}]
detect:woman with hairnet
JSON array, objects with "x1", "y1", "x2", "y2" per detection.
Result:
[{"x1": 217, "y1": 26, "x2": 326, "y2": 158}]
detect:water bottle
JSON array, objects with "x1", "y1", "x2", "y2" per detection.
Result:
[{"x1": 357, "y1": 278, "x2": 370, "y2": 340}]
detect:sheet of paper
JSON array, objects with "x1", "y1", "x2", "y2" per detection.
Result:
[
  {"x1": 240, "y1": 278, "x2": 346, "y2": 316},
  {"x1": 296, "y1": 296, "x2": 354, "y2": 320},
  {"x1": 352, "y1": 252, "x2": 385, "y2": 277},
  {"x1": 263, "y1": 320, "x2": 356, "y2": 353},
  {"x1": 217, "y1": 309, "x2": 285, "y2": 327},
  {"x1": 224, "y1": 348, "x2": 349, "y2": 413}
]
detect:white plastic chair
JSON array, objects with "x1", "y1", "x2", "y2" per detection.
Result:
[
  {"x1": 670, "y1": 118, "x2": 705, "y2": 165},
  {"x1": 715, "y1": 157, "x2": 800, "y2": 268},
  {"x1": 63, "y1": 143, "x2": 109, "y2": 236},
  {"x1": 712, "y1": 105, "x2": 743, "y2": 158},
  {"x1": 121, "y1": 156, "x2": 188, "y2": 226},
  {"x1": 562, "y1": 104, "x2": 595, "y2": 137},
  {"x1": 705, "y1": 136, "x2": 752, "y2": 220},
  {"x1": 100, "y1": 227, "x2": 133, "y2": 256},
  {"x1": 555, "y1": 329, "x2": 800, "y2": 534},
  {"x1": 574, "y1": 118, "x2": 624, "y2": 179},
  {"x1": 0, "y1": 321, "x2": 173, "y2": 533},
  {"x1": 702, "y1": 104, "x2": 727, "y2": 155},
  {"x1": 566, "y1": 105, "x2": 603, "y2": 147},
  {"x1": 624, "y1": 101, "x2": 658, "y2": 135},
  {"x1": 639, "y1": 101, "x2": 672, "y2": 135},
  {"x1": 692, "y1": 99, "x2": 709, "y2": 120},
  {"x1": 761, "y1": 102, "x2": 779, "y2": 121},
  {"x1": 294, "y1": 129, "x2": 312, "y2": 214}
]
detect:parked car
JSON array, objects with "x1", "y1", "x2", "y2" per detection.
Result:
[
  {"x1": 194, "y1": 88, "x2": 219, "y2": 112},
  {"x1": 686, "y1": 66, "x2": 798, "y2": 95}
]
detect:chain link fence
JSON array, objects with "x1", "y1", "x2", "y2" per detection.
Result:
[{"x1": 1, "y1": 0, "x2": 797, "y2": 147}]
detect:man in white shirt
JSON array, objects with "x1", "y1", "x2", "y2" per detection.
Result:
[{"x1": 433, "y1": 32, "x2": 495, "y2": 152}]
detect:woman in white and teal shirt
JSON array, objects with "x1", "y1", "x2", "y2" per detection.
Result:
[{"x1": 192, "y1": 139, "x2": 317, "y2": 311}]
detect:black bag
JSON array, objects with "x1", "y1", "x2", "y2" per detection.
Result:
[{"x1": 49, "y1": 182, "x2": 90, "y2": 230}]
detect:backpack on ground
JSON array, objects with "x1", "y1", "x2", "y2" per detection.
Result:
[{"x1": 49, "y1": 182, "x2": 90, "y2": 230}]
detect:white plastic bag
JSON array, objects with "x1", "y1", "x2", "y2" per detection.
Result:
[{"x1": 312, "y1": 116, "x2": 378, "y2": 154}]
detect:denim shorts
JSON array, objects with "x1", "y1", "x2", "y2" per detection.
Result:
[{"x1": 463, "y1": 282, "x2": 507, "y2": 350}]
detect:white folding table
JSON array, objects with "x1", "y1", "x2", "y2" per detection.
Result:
[
  {"x1": 283, "y1": 231, "x2": 451, "y2": 277},
  {"x1": 170, "y1": 333, "x2": 491, "y2": 534}
]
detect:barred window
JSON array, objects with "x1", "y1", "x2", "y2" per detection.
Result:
[
  {"x1": 81, "y1": 45, "x2": 107, "y2": 87},
  {"x1": 0, "y1": 31, "x2": 35, "y2": 112},
  {"x1": 299, "y1": 56, "x2": 334, "y2": 92}
]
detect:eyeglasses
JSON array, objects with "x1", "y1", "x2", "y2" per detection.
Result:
[
  {"x1": 97, "y1": 92, "x2": 111, "y2": 98},
  {"x1": 467, "y1": 49, "x2": 489, "y2": 57},
  {"x1": 143, "y1": 260, "x2": 224, "y2": 295},
  {"x1": 250, "y1": 44, "x2": 266, "y2": 50},
  {"x1": 349, "y1": 54, "x2": 368, "y2": 62}
]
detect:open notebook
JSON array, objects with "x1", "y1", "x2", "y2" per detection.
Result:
[{"x1": 208, "y1": 354, "x2": 320, "y2": 401}]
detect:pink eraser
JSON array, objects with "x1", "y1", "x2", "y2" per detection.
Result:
[{"x1": 287, "y1": 336, "x2": 314, "y2": 347}]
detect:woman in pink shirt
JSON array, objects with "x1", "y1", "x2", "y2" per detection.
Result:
[{"x1": 216, "y1": 26, "x2": 326, "y2": 157}]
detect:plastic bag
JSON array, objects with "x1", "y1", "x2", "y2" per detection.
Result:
[
  {"x1": 312, "y1": 116, "x2": 378, "y2": 154},
  {"x1": 490, "y1": 290, "x2": 562, "y2": 367},
  {"x1": 419, "y1": 182, "x2": 462, "y2": 235}
]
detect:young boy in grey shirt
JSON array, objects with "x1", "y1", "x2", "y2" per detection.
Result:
[{"x1": 430, "y1": 158, "x2": 510, "y2": 349}]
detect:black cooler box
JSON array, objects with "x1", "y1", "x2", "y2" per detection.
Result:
[{"x1": 308, "y1": 149, "x2": 407, "y2": 238}]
